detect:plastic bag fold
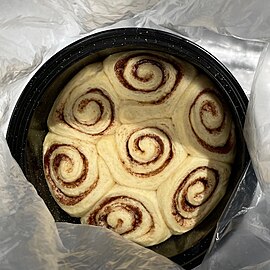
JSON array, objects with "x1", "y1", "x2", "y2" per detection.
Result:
[{"x1": 2, "y1": 0, "x2": 270, "y2": 269}]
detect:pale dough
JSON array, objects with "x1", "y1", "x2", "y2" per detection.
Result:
[
  {"x1": 43, "y1": 132, "x2": 115, "y2": 217},
  {"x1": 81, "y1": 185, "x2": 171, "y2": 246},
  {"x1": 103, "y1": 50, "x2": 197, "y2": 123},
  {"x1": 47, "y1": 62, "x2": 120, "y2": 144},
  {"x1": 157, "y1": 156, "x2": 231, "y2": 234},
  {"x1": 172, "y1": 75, "x2": 236, "y2": 163},
  {"x1": 97, "y1": 119, "x2": 187, "y2": 190}
]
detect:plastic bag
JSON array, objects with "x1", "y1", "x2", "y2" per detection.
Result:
[
  {"x1": 199, "y1": 39, "x2": 270, "y2": 270},
  {"x1": 1, "y1": 0, "x2": 270, "y2": 269},
  {"x1": 244, "y1": 44, "x2": 270, "y2": 187},
  {"x1": 0, "y1": 132, "x2": 180, "y2": 270}
]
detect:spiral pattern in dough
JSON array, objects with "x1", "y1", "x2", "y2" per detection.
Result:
[
  {"x1": 103, "y1": 51, "x2": 197, "y2": 123},
  {"x1": 81, "y1": 185, "x2": 171, "y2": 246},
  {"x1": 157, "y1": 157, "x2": 231, "y2": 234},
  {"x1": 172, "y1": 75, "x2": 236, "y2": 163},
  {"x1": 47, "y1": 63, "x2": 120, "y2": 143},
  {"x1": 43, "y1": 133, "x2": 115, "y2": 217},
  {"x1": 97, "y1": 119, "x2": 187, "y2": 190}
]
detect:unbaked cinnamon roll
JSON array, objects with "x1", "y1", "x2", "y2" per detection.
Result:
[
  {"x1": 47, "y1": 63, "x2": 120, "y2": 143},
  {"x1": 172, "y1": 75, "x2": 236, "y2": 163},
  {"x1": 43, "y1": 133, "x2": 115, "y2": 217},
  {"x1": 97, "y1": 119, "x2": 187, "y2": 190},
  {"x1": 81, "y1": 185, "x2": 171, "y2": 246},
  {"x1": 157, "y1": 157, "x2": 231, "y2": 234},
  {"x1": 103, "y1": 50, "x2": 197, "y2": 123}
]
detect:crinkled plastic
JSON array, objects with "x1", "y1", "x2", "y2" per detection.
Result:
[
  {"x1": 0, "y1": 132, "x2": 180, "y2": 270},
  {"x1": 202, "y1": 42, "x2": 270, "y2": 270},
  {"x1": 244, "y1": 44, "x2": 270, "y2": 187},
  {"x1": 1, "y1": 0, "x2": 270, "y2": 269}
]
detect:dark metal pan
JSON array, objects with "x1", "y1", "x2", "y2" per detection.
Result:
[{"x1": 6, "y1": 28, "x2": 250, "y2": 269}]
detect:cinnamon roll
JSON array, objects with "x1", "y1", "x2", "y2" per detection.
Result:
[
  {"x1": 81, "y1": 185, "x2": 171, "y2": 246},
  {"x1": 103, "y1": 50, "x2": 197, "y2": 123},
  {"x1": 157, "y1": 157, "x2": 231, "y2": 234},
  {"x1": 43, "y1": 133, "x2": 115, "y2": 217},
  {"x1": 97, "y1": 119, "x2": 187, "y2": 190},
  {"x1": 172, "y1": 75, "x2": 236, "y2": 163},
  {"x1": 47, "y1": 63, "x2": 120, "y2": 143}
]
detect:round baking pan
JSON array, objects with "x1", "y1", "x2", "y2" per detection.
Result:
[{"x1": 6, "y1": 28, "x2": 250, "y2": 269}]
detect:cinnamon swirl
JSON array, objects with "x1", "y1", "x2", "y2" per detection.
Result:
[
  {"x1": 43, "y1": 133, "x2": 115, "y2": 217},
  {"x1": 157, "y1": 157, "x2": 231, "y2": 234},
  {"x1": 47, "y1": 63, "x2": 120, "y2": 143},
  {"x1": 43, "y1": 50, "x2": 236, "y2": 246},
  {"x1": 97, "y1": 119, "x2": 187, "y2": 190},
  {"x1": 103, "y1": 50, "x2": 197, "y2": 123},
  {"x1": 81, "y1": 185, "x2": 171, "y2": 246},
  {"x1": 172, "y1": 75, "x2": 236, "y2": 163}
]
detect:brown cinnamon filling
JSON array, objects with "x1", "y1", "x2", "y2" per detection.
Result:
[
  {"x1": 74, "y1": 98, "x2": 104, "y2": 126},
  {"x1": 56, "y1": 88, "x2": 115, "y2": 135},
  {"x1": 87, "y1": 195, "x2": 154, "y2": 235},
  {"x1": 52, "y1": 151, "x2": 87, "y2": 188},
  {"x1": 44, "y1": 143, "x2": 97, "y2": 205},
  {"x1": 131, "y1": 59, "x2": 165, "y2": 87},
  {"x1": 189, "y1": 88, "x2": 233, "y2": 154},
  {"x1": 200, "y1": 100, "x2": 225, "y2": 134},
  {"x1": 172, "y1": 166, "x2": 219, "y2": 225},
  {"x1": 123, "y1": 127, "x2": 173, "y2": 177},
  {"x1": 131, "y1": 134, "x2": 164, "y2": 164},
  {"x1": 114, "y1": 53, "x2": 183, "y2": 104}
]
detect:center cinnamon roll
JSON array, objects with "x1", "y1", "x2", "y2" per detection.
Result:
[
  {"x1": 124, "y1": 127, "x2": 173, "y2": 177},
  {"x1": 97, "y1": 119, "x2": 187, "y2": 190}
]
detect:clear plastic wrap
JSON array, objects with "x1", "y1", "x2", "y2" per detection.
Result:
[
  {"x1": 244, "y1": 44, "x2": 270, "y2": 187},
  {"x1": 200, "y1": 38, "x2": 270, "y2": 270},
  {"x1": 0, "y1": 132, "x2": 180, "y2": 270},
  {"x1": 1, "y1": 0, "x2": 270, "y2": 269}
]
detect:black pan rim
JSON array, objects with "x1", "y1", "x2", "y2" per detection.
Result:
[{"x1": 6, "y1": 27, "x2": 250, "y2": 269}]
